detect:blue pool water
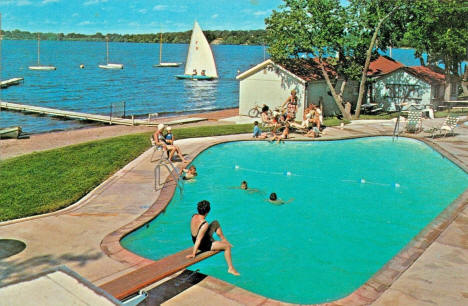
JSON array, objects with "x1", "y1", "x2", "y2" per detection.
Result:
[{"x1": 121, "y1": 137, "x2": 468, "y2": 304}]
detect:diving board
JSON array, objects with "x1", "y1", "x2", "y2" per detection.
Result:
[{"x1": 100, "y1": 248, "x2": 218, "y2": 300}]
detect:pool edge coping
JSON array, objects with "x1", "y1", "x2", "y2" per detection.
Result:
[{"x1": 99, "y1": 133, "x2": 468, "y2": 305}]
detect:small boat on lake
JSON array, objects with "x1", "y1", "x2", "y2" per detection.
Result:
[
  {"x1": 175, "y1": 21, "x2": 218, "y2": 80},
  {"x1": 154, "y1": 32, "x2": 181, "y2": 68},
  {"x1": 0, "y1": 126, "x2": 22, "y2": 139},
  {"x1": 28, "y1": 34, "x2": 56, "y2": 71},
  {"x1": 99, "y1": 37, "x2": 123, "y2": 69}
]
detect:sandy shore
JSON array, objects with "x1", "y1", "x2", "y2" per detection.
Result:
[{"x1": 0, "y1": 108, "x2": 239, "y2": 160}]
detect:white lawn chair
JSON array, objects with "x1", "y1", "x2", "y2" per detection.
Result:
[
  {"x1": 150, "y1": 137, "x2": 168, "y2": 162},
  {"x1": 429, "y1": 116, "x2": 459, "y2": 138}
]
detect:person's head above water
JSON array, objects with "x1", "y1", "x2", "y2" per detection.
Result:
[
  {"x1": 241, "y1": 181, "x2": 248, "y2": 190},
  {"x1": 269, "y1": 192, "x2": 277, "y2": 201},
  {"x1": 197, "y1": 200, "x2": 210, "y2": 215}
]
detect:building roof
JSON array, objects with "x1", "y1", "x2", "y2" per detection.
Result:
[
  {"x1": 236, "y1": 58, "x2": 337, "y2": 83},
  {"x1": 277, "y1": 58, "x2": 338, "y2": 82},
  {"x1": 367, "y1": 56, "x2": 405, "y2": 77},
  {"x1": 407, "y1": 65, "x2": 445, "y2": 84},
  {"x1": 236, "y1": 55, "x2": 407, "y2": 83}
]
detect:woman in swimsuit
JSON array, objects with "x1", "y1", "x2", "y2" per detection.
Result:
[
  {"x1": 281, "y1": 89, "x2": 298, "y2": 120},
  {"x1": 187, "y1": 200, "x2": 240, "y2": 276}
]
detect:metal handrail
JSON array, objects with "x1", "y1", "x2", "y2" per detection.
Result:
[{"x1": 154, "y1": 159, "x2": 183, "y2": 194}]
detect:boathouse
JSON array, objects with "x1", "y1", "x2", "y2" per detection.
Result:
[{"x1": 236, "y1": 59, "x2": 359, "y2": 118}]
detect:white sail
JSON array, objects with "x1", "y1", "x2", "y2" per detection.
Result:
[{"x1": 184, "y1": 21, "x2": 218, "y2": 78}]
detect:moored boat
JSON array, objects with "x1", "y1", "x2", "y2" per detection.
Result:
[
  {"x1": 154, "y1": 31, "x2": 181, "y2": 68},
  {"x1": 99, "y1": 37, "x2": 123, "y2": 69},
  {"x1": 0, "y1": 126, "x2": 22, "y2": 139},
  {"x1": 28, "y1": 34, "x2": 56, "y2": 71}
]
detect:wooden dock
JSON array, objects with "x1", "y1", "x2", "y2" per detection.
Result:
[
  {"x1": 1, "y1": 78, "x2": 24, "y2": 89},
  {"x1": 0, "y1": 101, "x2": 207, "y2": 126}
]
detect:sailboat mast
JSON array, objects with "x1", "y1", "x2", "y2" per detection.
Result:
[
  {"x1": 106, "y1": 36, "x2": 109, "y2": 64},
  {"x1": 159, "y1": 32, "x2": 163, "y2": 64},
  {"x1": 37, "y1": 33, "x2": 40, "y2": 65}
]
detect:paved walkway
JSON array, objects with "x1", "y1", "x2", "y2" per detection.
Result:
[{"x1": 0, "y1": 117, "x2": 467, "y2": 305}]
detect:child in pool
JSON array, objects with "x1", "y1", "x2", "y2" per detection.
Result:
[{"x1": 183, "y1": 165, "x2": 197, "y2": 180}]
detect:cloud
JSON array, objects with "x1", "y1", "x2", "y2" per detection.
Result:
[
  {"x1": 153, "y1": 5, "x2": 167, "y2": 11},
  {"x1": 84, "y1": 0, "x2": 108, "y2": 6},
  {"x1": 42, "y1": 0, "x2": 59, "y2": 4},
  {"x1": 78, "y1": 20, "x2": 93, "y2": 26},
  {"x1": 138, "y1": 9, "x2": 147, "y2": 14},
  {"x1": 253, "y1": 10, "x2": 269, "y2": 16},
  {"x1": 212, "y1": 14, "x2": 218, "y2": 19},
  {"x1": 72, "y1": 13, "x2": 79, "y2": 17}
]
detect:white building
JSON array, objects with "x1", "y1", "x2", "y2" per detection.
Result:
[{"x1": 236, "y1": 59, "x2": 359, "y2": 119}]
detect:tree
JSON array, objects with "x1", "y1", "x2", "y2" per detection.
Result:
[
  {"x1": 405, "y1": 0, "x2": 468, "y2": 99},
  {"x1": 265, "y1": 0, "x2": 412, "y2": 119},
  {"x1": 265, "y1": 0, "x2": 353, "y2": 119}
]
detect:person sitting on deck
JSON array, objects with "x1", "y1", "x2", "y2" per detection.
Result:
[
  {"x1": 271, "y1": 122, "x2": 290, "y2": 143},
  {"x1": 165, "y1": 126, "x2": 174, "y2": 145},
  {"x1": 192, "y1": 69, "x2": 198, "y2": 76},
  {"x1": 253, "y1": 121, "x2": 267, "y2": 139},
  {"x1": 187, "y1": 200, "x2": 240, "y2": 276},
  {"x1": 201, "y1": 70, "x2": 206, "y2": 76},
  {"x1": 183, "y1": 165, "x2": 197, "y2": 180},
  {"x1": 261, "y1": 105, "x2": 279, "y2": 133},
  {"x1": 154, "y1": 123, "x2": 187, "y2": 163}
]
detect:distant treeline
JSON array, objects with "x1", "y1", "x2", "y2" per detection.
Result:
[{"x1": 1, "y1": 29, "x2": 268, "y2": 45}]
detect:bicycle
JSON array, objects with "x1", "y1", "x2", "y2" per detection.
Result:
[{"x1": 248, "y1": 104, "x2": 264, "y2": 118}]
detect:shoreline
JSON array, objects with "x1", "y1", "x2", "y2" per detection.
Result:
[{"x1": 0, "y1": 107, "x2": 239, "y2": 160}]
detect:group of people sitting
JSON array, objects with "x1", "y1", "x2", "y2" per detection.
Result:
[{"x1": 254, "y1": 89, "x2": 324, "y2": 141}]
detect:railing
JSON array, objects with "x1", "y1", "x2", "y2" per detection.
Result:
[{"x1": 154, "y1": 158, "x2": 183, "y2": 194}]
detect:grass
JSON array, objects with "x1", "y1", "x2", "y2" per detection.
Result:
[{"x1": 0, "y1": 124, "x2": 253, "y2": 221}]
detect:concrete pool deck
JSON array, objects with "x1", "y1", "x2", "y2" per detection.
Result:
[{"x1": 0, "y1": 116, "x2": 467, "y2": 305}]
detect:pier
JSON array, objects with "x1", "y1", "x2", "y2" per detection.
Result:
[
  {"x1": 0, "y1": 101, "x2": 207, "y2": 126},
  {"x1": 0, "y1": 78, "x2": 24, "y2": 89}
]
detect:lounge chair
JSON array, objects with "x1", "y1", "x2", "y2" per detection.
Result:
[
  {"x1": 427, "y1": 116, "x2": 459, "y2": 138},
  {"x1": 405, "y1": 111, "x2": 422, "y2": 133},
  {"x1": 150, "y1": 137, "x2": 168, "y2": 162}
]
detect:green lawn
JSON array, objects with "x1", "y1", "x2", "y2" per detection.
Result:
[{"x1": 0, "y1": 124, "x2": 253, "y2": 221}]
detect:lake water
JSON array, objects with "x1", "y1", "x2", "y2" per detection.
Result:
[{"x1": 0, "y1": 41, "x2": 434, "y2": 134}]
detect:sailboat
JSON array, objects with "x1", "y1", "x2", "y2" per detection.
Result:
[
  {"x1": 98, "y1": 37, "x2": 123, "y2": 69},
  {"x1": 175, "y1": 21, "x2": 218, "y2": 80},
  {"x1": 28, "y1": 34, "x2": 56, "y2": 71},
  {"x1": 154, "y1": 32, "x2": 181, "y2": 67}
]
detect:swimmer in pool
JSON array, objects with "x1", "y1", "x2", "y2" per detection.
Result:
[
  {"x1": 237, "y1": 181, "x2": 261, "y2": 194},
  {"x1": 187, "y1": 200, "x2": 240, "y2": 276},
  {"x1": 183, "y1": 165, "x2": 197, "y2": 180},
  {"x1": 267, "y1": 192, "x2": 293, "y2": 205}
]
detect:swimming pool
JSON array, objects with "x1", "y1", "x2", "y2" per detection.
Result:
[{"x1": 121, "y1": 137, "x2": 468, "y2": 304}]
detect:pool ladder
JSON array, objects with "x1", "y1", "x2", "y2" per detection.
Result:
[{"x1": 154, "y1": 159, "x2": 184, "y2": 194}]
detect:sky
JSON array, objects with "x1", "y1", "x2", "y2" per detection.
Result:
[{"x1": 0, "y1": 0, "x2": 285, "y2": 34}]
